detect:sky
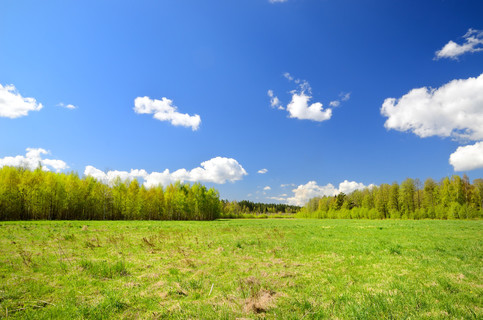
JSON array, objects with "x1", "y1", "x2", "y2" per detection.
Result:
[{"x1": 1, "y1": 0, "x2": 483, "y2": 206}]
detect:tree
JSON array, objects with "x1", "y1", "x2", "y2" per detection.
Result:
[
  {"x1": 399, "y1": 178, "x2": 416, "y2": 216},
  {"x1": 422, "y1": 178, "x2": 438, "y2": 218}
]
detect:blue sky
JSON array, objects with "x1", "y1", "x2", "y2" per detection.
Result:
[{"x1": 1, "y1": 0, "x2": 483, "y2": 205}]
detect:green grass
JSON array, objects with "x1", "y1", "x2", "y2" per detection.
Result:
[{"x1": 0, "y1": 219, "x2": 481, "y2": 319}]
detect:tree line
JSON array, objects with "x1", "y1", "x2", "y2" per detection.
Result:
[
  {"x1": 299, "y1": 175, "x2": 483, "y2": 219},
  {"x1": 0, "y1": 166, "x2": 221, "y2": 221},
  {"x1": 221, "y1": 200, "x2": 300, "y2": 217}
]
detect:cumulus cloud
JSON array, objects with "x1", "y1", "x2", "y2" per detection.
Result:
[
  {"x1": 285, "y1": 180, "x2": 370, "y2": 206},
  {"x1": 270, "y1": 74, "x2": 348, "y2": 122},
  {"x1": 285, "y1": 77, "x2": 332, "y2": 121},
  {"x1": 381, "y1": 73, "x2": 483, "y2": 141},
  {"x1": 382, "y1": 73, "x2": 483, "y2": 171},
  {"x1": 57, "y1": 102, "x2": 77, "y2": 109},
  {"x1": 338, "y1": 180, "x2": 370, "y2": 194},
  {"x1": 258, "y1": 168, "x2": 268, "y2": 174},
  {"x1": 0, "y1": 148, "x2": 68, "y2": 172},
  {"x1": 449, "y1": 142, "x2": 483, "y2": 171},
  {"x1": 435, "y1": 28, "x2": 483, "y2": 60},
  {"x1": 84, "y1": 166, "x2": 148, "y2": 185},
  {"x1": 263, "y1": 186, "x2": 271, "y2": 191},
  {"x1": 85, "y1": 157, "x2": 247, "y2": 187},
  {"x1": 286, "y1": 181, "x2": 337, "y2": 206},
  {"x1": 286, "y1": 91, "x2": 332, "y2": 122},
  {"x1": 134, "y1": 96, "x2": 201, "y2": 131},
  {"x1": 0, "y1": 84, "x2": 43, "y2": 118}
]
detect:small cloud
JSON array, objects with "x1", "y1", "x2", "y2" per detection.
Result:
[
  {"x1": 338, "y1": 180, "x2": 368, "y2": 194},
  {"x1": 283, "y1": 72, "x2": 293, "y2": 81},
  {"x1": 134, "y1": 96, "x2": 201, "y2": 131},
  {"x1": 280, "y1": 183, "x2": 296, "y2": 188},
  {"x1": 0, "y1": 84, "x2": 43, "y2": 118},
  {"x1": 267, "y1": 90, "x2": 282, "y2": 109},
  {"x1": 271, "y1": 74, "x2": 349, "y2": 122},
  {"x1": 340, "y1": 92, "x2": 351, "y2": 101},
  {"x1": 57, "y1": 102, "x2": 77, "y2": 109},
  {"x1": 329, "y1": 92, "x2": 350, "y2": 108},
  {"x1": 263, "y1": 186, "x2": 271, "y2": 191},
  {"x1": 435, "y1": 28, "x2": 483, "y2": 60},
  {"x1": 269, "y1": 0, "x2": 288, "y2": 3},
  {"x1": 287, "y1": 91, "x2": 332, "y2": 122},
  {"x1": 267, "y1": 196, "x2": 287, "y2": 201},
  {"x1": 258, "y1": 168, "x2": 268, "y2": 174},
  {"x1": 329, "y1": 100, "x2": 340, "y2": 107}
]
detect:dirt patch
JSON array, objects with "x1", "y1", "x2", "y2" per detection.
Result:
[
  {"x1": 240, "y1": 277, "x2": 279, "y2": 314},
  {"x1": 243, "y1": 289, "x2": 277, "y2": 314}
]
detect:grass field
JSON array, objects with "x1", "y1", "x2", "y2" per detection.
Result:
[{"x1": 0, "y1": 219, "x2": 481, "y2": 319}]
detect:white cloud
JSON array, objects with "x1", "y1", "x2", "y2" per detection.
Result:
[
  {"x1": 269, "y1": 0, "x2": 288, "y2": 3},
  {"x1": 435, "y1": 28, "x2": 483, "y2": 60},
  {"x1": 280, "y1": 183, "x2": 296, "y2": 188},
  {"x1": 340, "y1": 92, "x2": 351, "y2": 101},
  {"x1": 329, "y1": 100, "x2": 340, "y2": 107},
  {"x1": 381, "y1": 73, "x2": 483, "y2": 141},
  {"x1": 258, "y1": 168, "x2": 268, "y2": 174},
  {"x1": 57, "y1": 102, "x2": 77, "y2": 109},
  {"x1": 0, "y1": 148, "x2": 68, "y2": 172},
  {"x1": 286, "y1": 181, "x2": 337, "y2": 206},
  {"x1": 84, "y1": 166, "x2": 148, "y2": 185},
  {"x1": 287, "y1": 91, "x2": 332, "y2": 122},
  {"x1": 134, "y1": 96, "x2": 201, "y2": 131},
  {"x1": 283, "y1": 72, "x2": 293, "y2": 80},
  {"x1": 329, "y1": 92, "x2": 350, "y2": 108},
  {"x1": 0, "y1": 84, "x2": 43, "y2": 118},
  {"x1": 449, "y1": 141, "x2": 483, "y2": 171},
  {"x1": 338, "y1": 180, "x2": 369, "y2": 194},
  {"x1": 267, "y1": 196, "x2": 287, "y2": 201},
  {"x1": 285, "y1": 180, "x2": 370, "y2": 206},
  {"x1": 85, "y1": 156, "x2": 247, "y2": 187},
  {"x1": 271, "y1": 75, "x2": 347, "y2": 122},
  {"x1": 267, "y1": 90, "x2": 282, "y2": 109},
  {"x1": 263, "y1": 186, "x2": 271, "y2": 191}
]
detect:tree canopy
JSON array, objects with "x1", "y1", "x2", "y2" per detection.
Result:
[
  {"x1": 299, "y1": 175, "x2": 483, "y2": 220},
  {"x1": 0, "y1": 166, "x2": 221, "y2": 221}
]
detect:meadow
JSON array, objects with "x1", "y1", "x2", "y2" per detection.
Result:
[{"x1": 0, "y1": 219, "x2": 481, "y2": 319}]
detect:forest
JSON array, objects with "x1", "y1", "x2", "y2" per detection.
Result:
[
  {"x1": 0, "y1": 166, "x2": 221, "y2": 221},
  {"x1": 221, "y1": 199, "x2": 300, "y2": 217},
  {"x1": 299, "y1": 175, "x2": 483, "y2": 219},
  {"x1": 0, "y1": 165, "x2": 482, "y2": 220}
]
